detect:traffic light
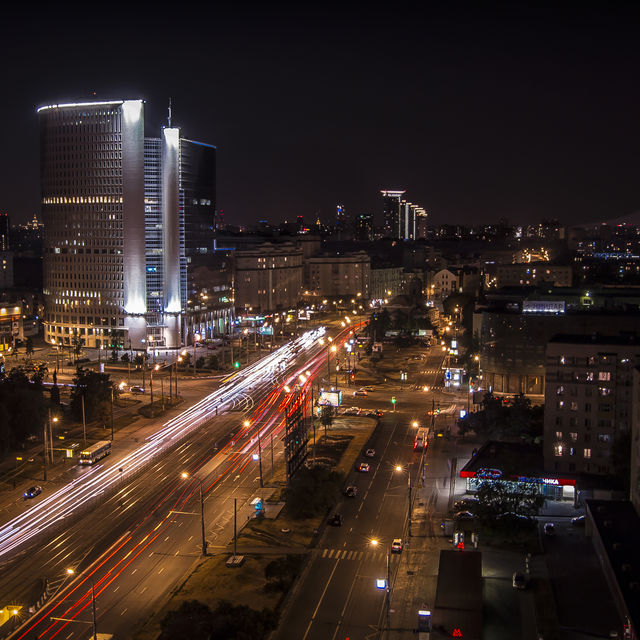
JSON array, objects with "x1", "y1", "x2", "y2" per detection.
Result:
[
  {"x1": 234, "y1": 361, "x2": 240, "y2": 368},
  {"x1": 391, "y1": 396, "x2": 396, "y2": 405}
]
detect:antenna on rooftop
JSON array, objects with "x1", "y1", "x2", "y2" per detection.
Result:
[{"x1": 168, "y1": 97, "x2": 172, "y2": 128}]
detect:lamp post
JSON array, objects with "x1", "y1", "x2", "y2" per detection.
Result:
[
  {"x1": 180, "y1": 472, "x2": 207, "y2": 556},
  {"x1": 396, "y1": 465, "x2": 412, "y2": 537},
  {"x1": 150, "y1": 364, "x2": 160, "y2": 417},
  {"x1": 193, "y1": 334, "x2": 201, "y2": 377},
  {"x1": 371, "y1": 538, "x2": 392, "y2": 634}
]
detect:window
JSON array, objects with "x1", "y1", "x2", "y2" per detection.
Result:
[
  {"x1": 557, "y1": 400, "x2": 565, "y2": 409},
  {"x1": 570, "y1": 401, "x2": 578, "y2": 411},
  {"x1": 586, "y1": 372, "x2": 594, "y2": 382},
  {"x1": 570, "y1": 432, "x2": 578, "y2": 441},
  {"x1": 554, "y1": 443, "x2": 563, "y2": 457},
  {"x1": 559, "y1": 355, "x2": 566, "y2": 365},
  {"x1": 597, "y1": 434, "x2": 611, "y2": 443},
  {"x1": 598, "y1": 371, "x2": 611, "y2": 381},
  {"x1": 584, "y1": 448, "x2": 591, "y2": 459},
  {"x1": 557, "y1": 385, "x2": 565, "y2": 396},
  {"x1": 555, "y1": 431, "x2": 563, "y2": 440}
]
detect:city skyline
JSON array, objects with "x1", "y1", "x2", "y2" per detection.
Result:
[{"x1": 2, "y1": 3, "x2": 640, "y2": 228}]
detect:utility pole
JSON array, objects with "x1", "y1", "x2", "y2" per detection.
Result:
[
  {"x1": 233, "y1": 497, "x2": 237, "y2": 556},
  {"x1": 43, "y1": 416, "x2": 48, "y2": 481},
  {"x1": 82, "y1": 394, "x2": 87, "y2": 445},
  {"x1": 258, "y1": 431, "x2": 263, "y2": 488},
  {"x1": 200, "y1": 481, "x2": 207, "y2": 556},
  {"x1": 91, "y1": 578, "x2": 97, "y2": 640},
  {"x1": 110, "y1": 387, "x2": 114, "y2": 441}
]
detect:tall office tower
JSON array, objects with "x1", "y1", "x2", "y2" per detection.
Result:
[
  {"x1": 415, "y1": 208, "x2": 428, "y2": 239},
  {"x1": 355, "y1": 213, "x2": 374, "y2": 242},
  {"x1": 39, "y1": 98, "x2": 226, "y2": 351},
  {"x1": 40, "y1": 100, "x2": 147, "y2": 350},
  {"x1": 0, "y1": 213, "x2": 9, "y2": 251},
  {"x1": 381, "y1": 190, "x2": 405, "y2": 238}
]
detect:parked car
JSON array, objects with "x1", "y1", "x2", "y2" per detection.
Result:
[
  {"x1": 130, "y1": 386, "x2": 145, "y2": 394},
  {"x1": 374, "y1": 410, "x2": 384, "y2": 417},
  {"x1": 357, "y1": 462, "x2": 370, "y2": 473},
  {"x1": 345, "y1": 485, "x2": 358, "y2": 497},
  {"x1": 362, "y1": 386, "x2": 375, "y2": 392},
  {"x1": 571, "y1": 515, "x2": 586, "y2": 527},
  {"x1": 353, "y1": 389, "x2": 368, "y2": 397},
  {"x1": 453, "y1": 510, "x2": 477, "y2": 521},
  {"x1": 365, "y1": 448, "x2": 376, "y2": 458},
  {"x1": 24, "y1": 486, "x2": 42, "y2": 499},
  {"x1": 497, "y1": 512, "x2": 536, "y2": 530},
  {"x1": 453, "y1": 497, "x2": 480, "y2": 511},
  {"x1": 344, "y1": 407, "x2": 361, "y2": 415},
  {"x1": 512, "y1": 571, "x2": 529, "y2": 590},
  {"x1": 543, "y1": 522, "x2": 556, "y2": 536},
  {"x1": 391, "y1": 538, "x2": 403, "y2": 553},
  {"x1": 328, "y1": 514, "x2": 343, "y2": 526}
]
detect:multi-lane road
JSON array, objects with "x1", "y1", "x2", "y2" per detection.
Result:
[{"x1": 3, "y1": 326, "x2": 373, "y2": 639}]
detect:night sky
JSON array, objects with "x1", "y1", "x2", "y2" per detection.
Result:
[{"x1": 1, "y1": 2, "x2": 639, "y2": 228}]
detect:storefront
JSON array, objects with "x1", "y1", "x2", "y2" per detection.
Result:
[{"x1": 459, "y1": 441, "x2": 577, "y2": 502}]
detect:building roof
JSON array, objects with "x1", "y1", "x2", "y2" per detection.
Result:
[
  {"x1": 460, "y1": 440, "x2": 546, "y2": 479},
  {"x1": 585, "y1": 499, "x2": 640, "y2": 632},
  {"x1": 548, "y1": 334, "x2": 640, "y2": 346}
]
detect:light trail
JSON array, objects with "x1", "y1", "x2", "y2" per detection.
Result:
[{"x1": 0, "y1": 328, "x2": 325, "y2": 562}]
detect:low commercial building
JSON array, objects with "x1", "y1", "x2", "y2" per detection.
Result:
[{"x1": 460, "y1": 440, "x2": 576, "y2": 502}]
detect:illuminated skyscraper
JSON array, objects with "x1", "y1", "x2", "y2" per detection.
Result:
[
  {"x1": 381, "y1": 189, "x2": 405, "y2": 237},
  {"x1": 39, "y1": 99, "x2": 225, "y2": 351},
  {"x1": 0, "y1": 213, "x2": 9, "y2": 251}
]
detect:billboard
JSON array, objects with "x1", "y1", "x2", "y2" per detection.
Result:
[{"x1": 319, "y1": 390, "x2": 342, "y2": 407}]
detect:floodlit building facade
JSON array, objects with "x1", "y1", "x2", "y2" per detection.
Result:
[{"x1": 39, "y1": 99, "x2": 229, "y2": 351}]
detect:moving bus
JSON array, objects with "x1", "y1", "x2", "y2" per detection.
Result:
[
  {"x1": 414, "y1": 428, "x2": 428, "y2": 452},
  {"x1": 79, "y1": 440, "x2": 112, "y2": 465}
]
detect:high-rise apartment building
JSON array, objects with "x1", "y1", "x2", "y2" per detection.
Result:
[
  {"x1": 381, "y1": 190, "x2": 405, "y2": 237},
  {"x1": 39, "y1": 99, "x2": 229, "y2": 351},
  {"x1": 0, "y1": 213, "x2": 9, "y2": 251}
]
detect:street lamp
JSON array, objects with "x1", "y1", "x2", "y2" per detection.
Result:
[
  {"x1": 180, "y1": 472, "x2": 207, "y2": 556},
  {"x1": 370, "y1": 538, "x2": 391, "y2": 632},
  {"x1": 395, "y1": 465, "x2": 412, "y2": 537},
  {"x1": 328, "y1": 344, "x2": 337, "y2": 378},
  {"x1": 150, "y1": 364, "x2": 160, "y2": 417}
]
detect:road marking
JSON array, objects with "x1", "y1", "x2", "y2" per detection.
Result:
[
  {"x1": 164, "y1": 536, "x2": 170, "y2": 542},
  {"x1": 302, "y1": 559, "x2": 340, "y2": 640},
  {"x1": 322, "y1": 549, "x2": 328, "y2": 558},
  {"x1": 188, "y1": 536, "x2": 193, "y2": 541},
  {"x1": 328, "y1": 549, "x2": 335, "y2": 558},
  {"x1": 175, "y1": 549, "x2": 180, "y2": 556},
  {"x1": 132, "y1": 569, "x2": 138, "y2": 574},
  {"x1": 121, "y1": 608, "x2": 127, "y2": 616},
  {"x1": 66, "y1": 633, "x2": 74, "y2": 639},
  {"x1": 140, "y1": 586, "x2": 147, "y2": 594},
  {"x1": 113, "y1": 586, "x2": 120, "y2": 593},
  {"x1": 347, "y1": 550, "x2": 354, "y2": 559},
  {"x1": 158, "y1": 567, "x2": 164, "y2": 574}
]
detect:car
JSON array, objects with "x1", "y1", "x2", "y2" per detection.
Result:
[
  {"x1": 391, "y1": 538, "x2": 403, "y2": 553},
  {"x1": 130, "y1": 386, "x2": 145, "y2": 393},
  {"x1": 497, "y1": 512, "x2": 536, "y2": 530},
  {"x1": 345, "y1": 485, "x2": 358, "y2": 497},
  {"x1": 24, "y1": 486, "x2": 42, "y2": 499},
  {"x1": 365, "y1": 448, "x2": 376, "y2": 458},
  {"x1": 357, "y1": 462, "x2": 370, "y2": 473},
  {"x1": 328, "y1": 514, "x2": 343, "y2": 526},
  {"x1": 543, "y1": 522, "x2": 556, "y2": 535},
  {"x1": 512, "y1": 571, "x2": 529, "y2": 590},
  {"x1": 374, "y1": 410, "x2": 384, "y2": 417},
  {"x1": 362, "y1": 386, "x2": 375, "y2": 392},
  {"x1": 353, "y1": 389, "x2": 368, "y2": 397},
  {"x1": 453, "y1": 497, "x2": 480, "y2": 511},
  {"x1": 571, "y1": 515, "x2": 586, "y2": 527},
  {"x1": 344, "y1": 407, "x2": 361, "y2": 415},
  {"x1": 453, "y1": 510, "x2": 477, "y2": 521}
]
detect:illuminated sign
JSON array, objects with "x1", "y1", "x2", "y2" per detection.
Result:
[
  {"x1": 319, "y1": 391, "x2": 342, "y2": 407},
  {"x1": 476, "y1": 467, "x2": 502, "y2": 479}
]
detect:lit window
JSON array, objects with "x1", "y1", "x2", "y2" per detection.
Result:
[
  {"x1": 570, "y1": 432, "x2": 578, "y2": 441},
  {"x1": 555, "y1": 431, "x2": 563, "y2": 439},
  {"x1": 598, "y1": 371, "x2": 611, "y2": 381},
  {"x1": 584, "y1": 448, "x2": 591, "y2": 459},
  {"x1": 554, "y1": 443, "x2": 563, "y2": 457}
]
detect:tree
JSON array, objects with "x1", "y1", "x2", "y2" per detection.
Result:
[
  {"x1": 25, "y1": 337, "x2": 34, "y2": 359},
  {"x1": 120, "y1": 353, "x2": 130, "y2": 364},
  {"x1": 320, "y1": 405, "x2": 333, "y2": 441},
  {"x1": 159, "y1": 600, "x2": 277, "y2": 640},
  {"x1": 110, "y1": 349, "x2": 118, "y2": 363},
  {"x1": 206, "y1": 355, "x2": 219, "y2": 370},
  {"x1": 264, "y1": 554, "x2": 304, "y2": 592},
  {"x1": 475, "y1": 479, "x2": 544, "y2": 522},
  {"x1": 133, "y1": 354, "x2": 144, "y2": 367},
  {"x1": 69, "y1": 368, "x2": 114, "y2": 422}
]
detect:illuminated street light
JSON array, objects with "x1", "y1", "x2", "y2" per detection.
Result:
[
  {"x1": 411, "y1": 421, "x2": 419, "y2": 428},
  {"x1": 180, "y1": 472, "x2": 207, "y2": 556},
  {"x1": 244, "y1": 420, "x2": 250, "y2": 428}
]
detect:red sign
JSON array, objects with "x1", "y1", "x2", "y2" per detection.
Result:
[{"x1": 452, "y1": 629, "x2": 463, "y2": 638}]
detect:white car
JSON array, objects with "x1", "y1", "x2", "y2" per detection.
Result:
[{"x1": 391, "y1": 538, "x2": 403, "y2": 553}]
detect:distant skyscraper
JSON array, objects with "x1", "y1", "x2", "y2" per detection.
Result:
[
  {"x1": 381, "y1": 190, "x2": 405, "y2": 237},
  {"x1": 336, "y1": 204, "x2": 346, "y2": 228},
  {"x1": 355, "y1": 213, "x2": 374, "y2": 242},
  {"x1": 0, "y1": 213, "x2": 9, "y2": 251},
  {"x1": 39, "y1": 98, "x2": 226, "y2": 351}
]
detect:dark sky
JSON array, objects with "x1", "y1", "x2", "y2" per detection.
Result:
[{"x1": 1, "y1": 2, "x2": 640, "y2": 228}]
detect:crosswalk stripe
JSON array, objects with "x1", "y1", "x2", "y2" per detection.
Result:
[
  {"x1": 321, "y1": 548, "x2": 328, "y2": 558},
  {"x1": 328, "y1": 549, "x2": 335, "y2": 558},
  {"x1": 347, "y1": 550, "x2": 353, "y2": 559}
]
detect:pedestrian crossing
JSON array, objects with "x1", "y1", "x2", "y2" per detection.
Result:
[{"x1": 318, "y1": 548, "x2": 390, "y2": 561}]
